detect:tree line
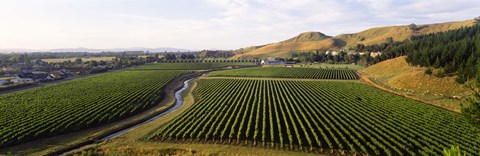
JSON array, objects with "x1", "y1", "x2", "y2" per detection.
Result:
[{"x1": 380, "y1": 24, "x2": 480, "y2": 126}]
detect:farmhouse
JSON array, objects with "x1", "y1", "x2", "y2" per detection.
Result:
[
  {"x1": 0, "y1": 80, "x2": 9, "y2": 86},
  {"x1": 370, "y1": 52, "x2": 382, "y2": 58},
  {"x1": 326, "y1": 50, "x2": 339, "y2": 56},
  {"x1": 260, "y1": 60, "x2": 285, "y2": 65},
  {"x1": 49, "y1": 71, "x2": 65, "y2": 79},
  {"x1": 11, "y1": 74, "x2": 34, "y2": 84},
  {"x1": 32, "y1": 71, "x2": 54, "y2": 82},
  {"x1": 286, "y1": 61, "x2": 297, "y2": 64},
  {"x1": 2, "y1": 71, "x2": 17, "y2": 77},
  {"x1": 11, "y1": 72, "x2": 54, "y2": 84}
]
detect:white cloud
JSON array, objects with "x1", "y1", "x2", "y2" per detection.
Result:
[{"x1": 0, "y1": 0, "x2": 479, "y2": 50}]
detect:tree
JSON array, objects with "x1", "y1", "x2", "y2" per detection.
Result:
[
  {"x1": 89, "y1": 60, "x2": 98, "y2": 67},
  {"x1": 164, "y1": 54, "x2": 176, "y2": 60},
  {"x1": 386, "y1": 37, "x2": 394, "y2": 44},
  {"x1": 99, "y1": 60, "x2": 107, "y2": 66},
  {"x1": 34, "y1": 58, "x2": 43, "y2": 64},
  {"x1": 462, "y1": 69, "x2": 480, "y2": 126},
  {"x1": 75, "y1": 58, "x2": 83, "y2": 64},
  {"x1": 409, "y1": 23, "x2": 417, "y2": 31},
  {"x1": 424, "y1": 68, "x2": 433, "y2": 75},
  {"x1": 180, "y1": 54, "x2": 187, "y2": 60},
  {"x1": 356, "y1": 44, "x2": 365, "y2": 52},
  {"x1": 187, "y1": 54, "x2": 195, "y2": 60},
  {"x1": 462, "y1": 91, "x2": 480, "y2": 125}
]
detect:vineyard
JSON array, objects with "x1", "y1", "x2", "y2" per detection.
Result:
[
  {"x1": 135, "y1": 62, "x2": 258, "y2": 70},
  {"x1": 0, "y1": 70, "x2": 191, "y2": 148},
  {"x1": 208, "y1": 67, "x2": 359, "y2": 80},
  {"x1": 149, "y1": 78, "x2": 480, "y2": 155}
]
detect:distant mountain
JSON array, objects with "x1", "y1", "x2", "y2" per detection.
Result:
[
  {"x1": 0, "y1": 47, "x2": 193, "y2": 53},
  {"x1": 233, "y1": 19, "x2": 477, "y2": 59}
]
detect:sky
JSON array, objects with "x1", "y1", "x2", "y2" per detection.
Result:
[{"x1": 0, "y1": 0, "x2": 479, "y2": 50}]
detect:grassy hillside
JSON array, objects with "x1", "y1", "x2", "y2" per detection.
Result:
[
  {"x1": 360, "y1": 56, "x2": 472, "y2": 112},
  {"x1": 233, "y1": 19, "x2": 476, "y2": 59},
  {"x1": 338, "y1": 19, "x2": 476, "y2": 48},
  {"x1": 284, "y1": 32, "x2": 331, "y2": 42},
  {"x1": 233, "y1": 38, "x2": 344, "y2": 59}
]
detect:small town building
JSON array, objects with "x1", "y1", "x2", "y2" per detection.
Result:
[
  {"x1": 260, "y1": 60, "x2": 285, "y2": 65},
  {"x1": 11, "y1": 74, "x2": 34, "y2": 84},
  {"x1": 0, "y1": 80, "x2": 9, "y2": 86},
  {"x1": 49, "y1": 71, "x2": 65, "y2": 79},
  {"x1": 32, "y1": 71, "x2": 54, "y2": 82},
  {"x1": 326, "y1": 50, "x2": 339, "y2": 56},
  {"x1": 370, "y1": 52, "x2": 382, "y2": 58}
]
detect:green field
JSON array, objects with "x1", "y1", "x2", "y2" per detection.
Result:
[
  {"x1": 0, "y1": 77, "x2": 12, "y2": 80},
  {"x1": 149, "y1": 78, "x2": 480, "y2": 155},
  {"x1": 42, "y1": 57, "x2": 115, "y2": 63},
  {"x1": 263, "y1": 63, "x2": 365, "y2": 70},
  {"x1": 209, "y1": 67, "x2": 359, "y2": 80},
  {"x1": 136, "y1": 62, "x2": 258, "y2": 70},
  {"x1": 0, "y1": 70, "x2": 191, "y2": 148}
]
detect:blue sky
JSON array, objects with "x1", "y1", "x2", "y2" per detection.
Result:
[{"x1": 0, "y1": 0, "x2": 479, "y2": 50}]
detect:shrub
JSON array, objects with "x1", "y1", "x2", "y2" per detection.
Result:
[
  {"x1": 425, "y1": 68, "x2": 433, "y2": 75},
  {"x1": 434, "y1": 69, "x2": 446, "y2": 77}
]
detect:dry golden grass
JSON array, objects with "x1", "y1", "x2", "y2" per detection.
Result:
[
  {"x1": 233, "y1": 38, "x2": 340, "y2": 59},
  {"x1": 284, "y1": 32, "x2": 331, "y2": 42},
  {"x1": 233, "y1": 19, "x2": 476, "y2": 59},
  {"x1": 362, "y1": 56, "x2": 472, "y2": 112},
  {"x1": 338, "y1": 20, "x2": 476, "y2": 48}
]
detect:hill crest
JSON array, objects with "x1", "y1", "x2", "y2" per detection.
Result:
[
  {"x1": 283, "y1": 32, "x2": 331, "y2": 43},
  {"x1": 233, "y1": 19, "x2": 476, "y2": 59}
]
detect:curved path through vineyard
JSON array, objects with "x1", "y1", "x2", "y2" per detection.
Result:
[{"x1": 0, "y1": 71, "x2": 205, "y2": 156}]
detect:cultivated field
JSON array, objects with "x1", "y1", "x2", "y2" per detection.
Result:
[
  {"x1": 149, "y1": 78, "x2": 480, "y2": 155},
  {"x1": 42, "y1": 57, "x2": 115, "y2": 63},
  {"x1": 209, "y1": 67, "x2": 359, "y2": 80},
  {"x1": 263, "y1": 63, "x2": 365, "y2": 70},
  {"x1": 0, "y1": 70, "x2": 191, "y2": 148},
  {"x1": 135, "y1": 62, "x2": 258, "y2": 70}
]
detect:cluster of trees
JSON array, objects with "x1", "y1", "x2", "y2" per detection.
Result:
[
  {"x1": 356, "y1": 25, "x2": 480, "y2": 84},
  {"x1": 163, "y1": 53, "x2": 196, "y2": 60},
  {"x1": 371, "y1": 24, "x2": 480, "y2": 126},
  {"x1": 356, "y1": 39, "x2": 405, "y2": 53},
  {"x1": 281, "y1": 36, "x2": 407, "y2": 66},
  {"x1": 399, "y1": 25, "x2": 480, "y2": 83},
  {"x1": 284, "y1": 50, "x2": 376, "y2": 66},
  {"x1": 0, "y1": 53, "x2": 32, "y2": 66},
  {"x1": 198, "y1": 50, "x2": 235, "y2": 58}
]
